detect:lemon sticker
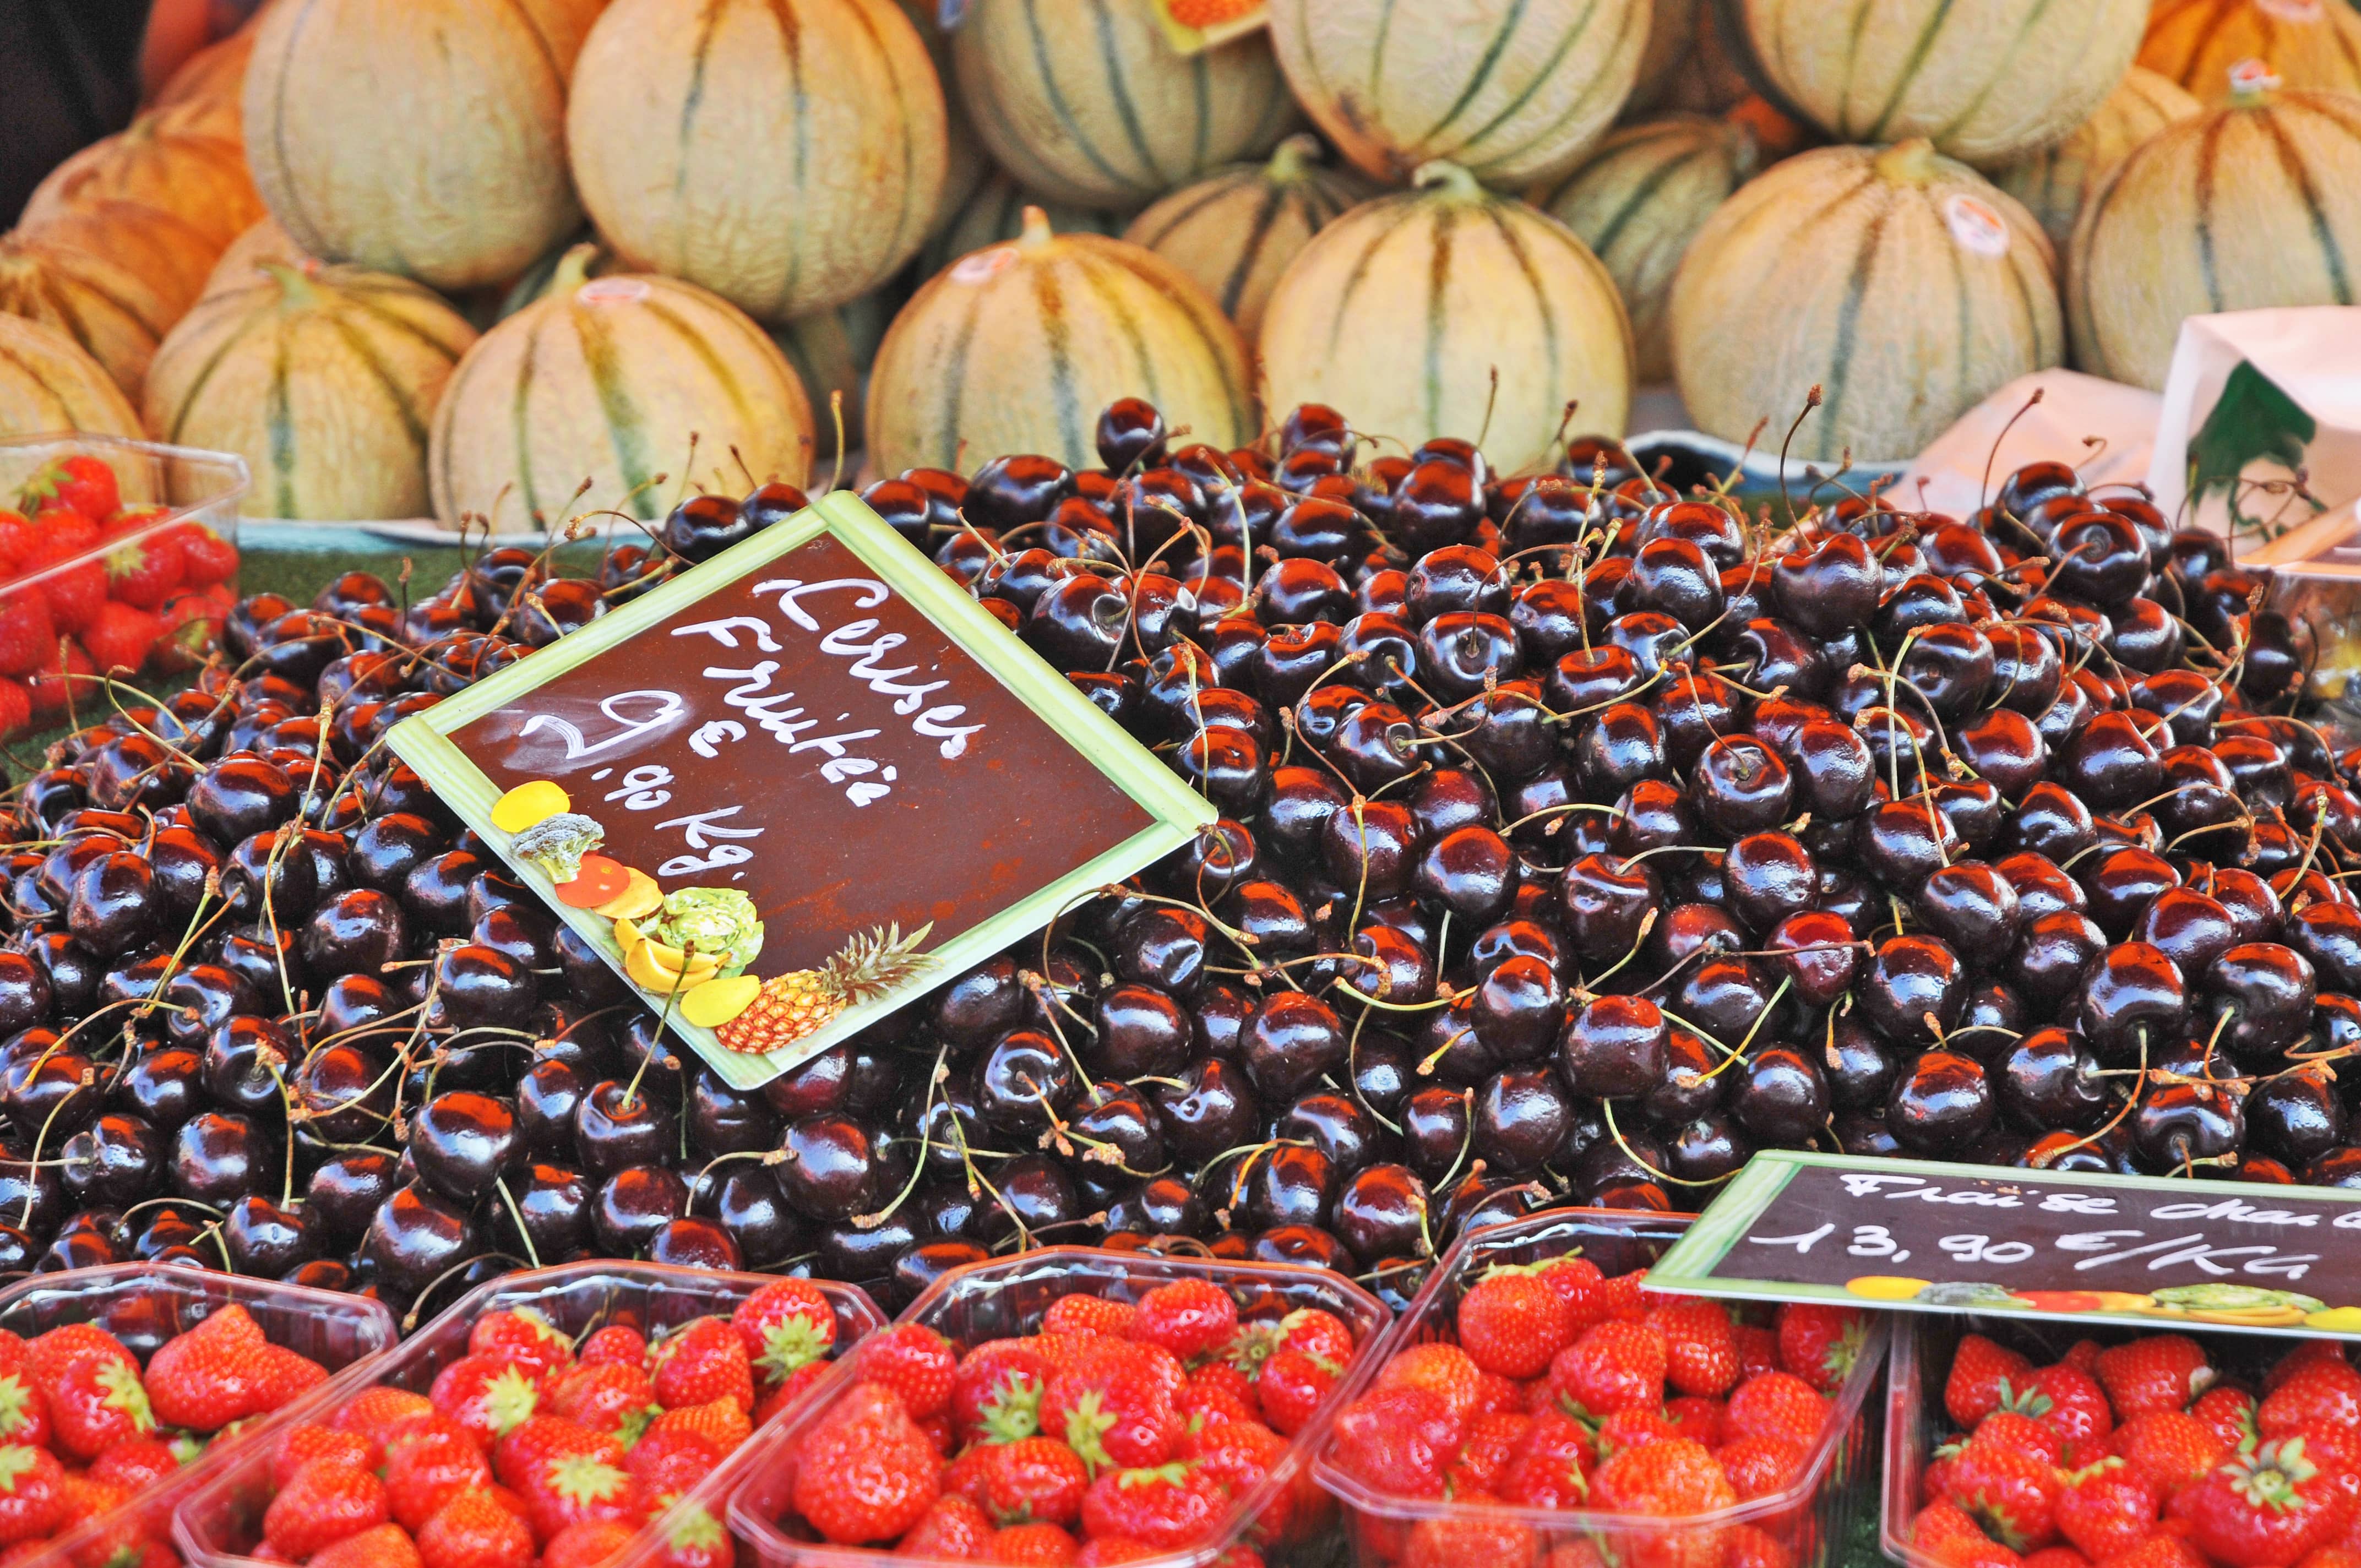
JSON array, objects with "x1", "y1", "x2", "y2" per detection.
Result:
[
  {"x1": 491, "y1": 780, "x2": 569, "y2": 834},
  {"x1": 1845, "y1": 1276, "x2": 1932, "y2": 1301}
]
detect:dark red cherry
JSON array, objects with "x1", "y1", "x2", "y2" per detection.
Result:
[
  {"x1": 1915, "y1": 862, "x2": 2023, "y2": 953},
  {"x1": 1731, "y1": 1047, "x2": 1829, "y2": 1146},
  {"x1": 1558, "y1": 994, "x2": 1669, "y2": 1099},
  {"x1": 1856, "y1": 799, "x2": 1962, "y2": 890},
  {"x1": 1886, "y1": 1050, "x2": 1995, "y2": 1157},
  {"x1": 1558, "y1": 854, "x2": 1661, "y2": 961},
  {"x1": 1770, "y1": 532, "x2": 1881, "y2": 637},
  {"x1": 1997, "y1": 1027, "x2": 2109, "y2": 1132},
  {"x1": 1722, "y1": 832, "x2": 1815, "y2": 934},
  {"x1": 2206, "y1": 942, "x2": 2316, "y2": 1057},
  {"x1": 2076, "y1": 942, "x2": 2187, "y2": 1063},
  {"x1": 1862, "y1": 935, "x2": 1965, "y2": 1049}
]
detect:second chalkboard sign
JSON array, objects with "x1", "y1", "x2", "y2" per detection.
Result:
[{"x1": 389, "y1": 492, "x2": 1215, "y2": 1088}]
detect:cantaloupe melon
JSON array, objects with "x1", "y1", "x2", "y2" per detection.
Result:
[
  {"x1": 204, "y1": 219, "x2": 315, "y2": 302},
  {"x1": 919, "y1": 176, "x2": 1130, "y2": 282},
  {"x1": 1728, "y1": 0, "x2": 2151, "y2": 165},
  {"x1": 2069, "y1": 83, "x2": 2361, "y2": 390},
  {"x1": 430, "y1": 248, "x2": 815, "y2": 530},
  {"x1": 1271, "y1": 0, "x2": 1649, "y2": 187},
  {"x1": 1259, "y1": 164, "x2": 1635, "y2": 474},
  {"x1": 145, "y1": 265, "x2": 479, "y2": 521},
  {"x1": 868, "y1": 210, "x2": 1254, "y2": 476},
  {"x1": 955, "y1": 0, "x2": 1299, "y2": 209},
  {"x1": 243, "y1": 0, "x2": 606, "y2": 292},
  {"x1": 1123, "y1": 136, "x2": 1373, "y2": 338},
  {"x1": 0, "y1": 316, "x2": 144, "y2": 442},
  {"x1": 894, "y1": 0, "x2": 986, "y2": 239},
  {"x1": 2142, "y1": 0, "x2": 2361, "y2": 101},
  {"x1": 568, "y1": 0, "x2": 948, "y2": 324},
  {"x1": 0, "y1": 228, "x2": 187, "y2": 396},
  {"x1": 1669, "y1": 140, "x2": 2064, "y2": 462},
  {"x1": 1991, "y1": 68, "x2": 2204, "y2": 249},
  {"x1": 23, "y1": 202, "x2": 217, "y2": 324},
  {"x1": 1531, "y1": 115, "x2": 1759, "y2": 383},
  {"x1": 21, "y1": 104, "x2": 262, "y2": 251}
]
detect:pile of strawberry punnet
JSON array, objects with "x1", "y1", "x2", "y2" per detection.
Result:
[
  {"x1": 1910, "y1": 1331, "x2": 2361, "y2": 1568},
  {"x1": 0, "y1": 1303, "x2": 328, "y2": 1556},
  {"x1": 243, "y1": 1281, "x2": 841, "y2": 1568},
  {"x1": 0, "y1": 452, "x2": 240, "y2": 737},
  {"x1": 761, "y1": 1278, "x2": 1354, "y2": 1562},
  {"x1": 1323, "y1": 1256, "x2": 1870, "y2": 1567}
]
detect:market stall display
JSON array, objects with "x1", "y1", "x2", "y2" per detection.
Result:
[{"x1": 1123, "y1": 135, "x2": 1374, "y2": 340}]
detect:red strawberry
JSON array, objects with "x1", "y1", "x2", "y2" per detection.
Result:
[
  {"x1": 1373, "y1": 1344, "x2": 1484, "y2": 1422},
  {"x1": 1179, "y1": 1362, "x2": 1258, "y2": 1427},
  {"x1": 955, "y1": 1340, "x2": 1051, "y2": 1445},
  {"x1": 579, "y1": 1325, "x2": 647, "y2": 1369},
  {"x1": 144, "y1": 1303, "x2": 273, "y2": 1431},
  {"x1": 492, "y1": 1414, "x2": 624, "y2": 1493},
  {"x1": 28, "y1": 540, "x2": 107, "y2": 636},
  {"x1": 431, "y1": 1354, "x2": 542, "y2": 1447},
  {"x1": 1721, "y1": 1434, "x2": 1809, "y2": 1499},
  {"x1": 546, "y1": 1362, "x2": 660, "y2": 1440},
  {"x1": 1497, "y1": 1404, "x2": 1590, "y2": 1510},
  {"x1": 1278, "y1": 1308, "x2": 1354, "y2": 1366},
  {"x1": 102, "y1": 526, "x2": 183, "y2": 610},
  {"x1": 2120, "y1": 1411, "x2": 2229, "y2": 1495},
  {"x1": 521, "y1": 1446, "x2": 635, "y2": 1544},
  {"x1": 1078, "y1": 1464, "x2": 1230, "y2": 1551},
  {"x1": 2191, "y1": 1385, "x2": 2258, "y2": 1454},
  {"x1": 265, "y1": 1460, "x2": 391, "y2": 1559},
  {"x1": 1043, "y1": 1295, "x2": 1138, "y2": 1338},
  {"x1": 82, "y1": 600, "x2": 160, "y2": 677},
  {"x1": 902, "y1": 1495, "x2": 995, "y2": 1558},
  {"x1": 754, "y1": 1359, "x2": 829, "y2": 1427},
  {"x1": 1588, "y1": 1435, "x2": 1738, "y2": 1518},
  {"x1": 335, "y1": 1385, "x2": 437, "y2": 1436},
  {"x1": 657, "y1": 1502, "x2": 733, "y2": 1568},
  {"x1": 1950, "y1": 1336, "x2": 2038, "y2": 1430},
  {"x1": 1913, "y1": 1499, "x2": 2021, "y2": 1568},
  {"x1": 24, "y1": 636, "x2": 95, "y2": 715},
  {"x1": 309, "y1": 1522, "x2": 425, "y2": 1568},
  {"x1": 1440, "y1": 1408, "x2": 1528, "y2": 1496},
  {"x1": 48, "y1": 1352, "x2": 156, "y2": 1458},
  {"x1": 1255, "y1": 1347, "x2": 1337, "y2": 1436},
  {"x1": 0, "y1": 512, "x2": 32, "y2": 576},
  {"x1": 791, "y1": 1382, "x2": 942, "y2": 1544},
  {"x1": 1043, "y1": 1342, "x2": 1181, "y2": 1476},
  {"x1": 0, "y1": 594, "x2": 52, "y2": 678},
  {"x1": 542, "y1": 1519, "x2": 639, "y2": 1568},
  {"x1": 1725, "y1": 1371, "x2": 1827, "y2": 1447},
  {"x1": 650, "y1": 1317, "x2": 755, "y2": 1414},
  {"x1": 1329, "y1": 1385, "x2": 1463, "y2": 1500},
  {"x1": 1775, "y1": 1304, "x2": 1869, "y2": 1393},
  {"x1": 1549, "y1": 1321, "x2": 1668, "y2": 1419},
  {"x1": 857, "y1": 1324, "x2": 958, "y2": 1420},
  {"x1": 1736, "y1": 1324, "x2": 1781, "y2": 1382},
  {"x1": 1596, "y1": 1406, "x2": 1682, "y2": 1458},
  {"x1": 1133, "y1": 1279, "x2": 1239, "y2": 1363},
  {"x1": 2097, "y1": 1338, "x2": 2213, "y2": 1419},
  {"x1": 1947, "y1": 1432, "x2": 2064, "y2": 1552},
  {"x1": 731, "y1": 1280, "x2": 834, "y2": 1383},
  {"x1": 176, "y1": 523, "x2": 238, "y2": 586},
  {"x1": 1664, "y1": 1394, "x2": 1725, "y2": 1447},
  {"x1": 470, "y1": 1308, "x2": 575, "y2": 1382},
  {"x1": 1975, "y1": 1411, "x2": 2064, "y2": 1471},
  {"x1": 384, "y1": 1418, "x2": 494, "y2": 1533},
  {"x1": 258, "y1": 1343, "x2": 329, "y2": 1408},
  {"x1": 2018, "y1": 1366, "x2": 2113, "y2": 1467},
  {"x1": 0, "y1": 1371, "x2": 46, "y2": 1450},
  {"x1": 2169, "y1": 1437, "x2": 2343, "y2": 1566},
  {"x1": 643, "y1": 1397, "x2": 752, "y2": 1455},
  {"x1": 2262, "y1": 1362, "x2": 2361, "y2": 1439},
  {"x1": 625, "y1": 1425, "x2": 720, "y2": 1515},
  {"x1": 416, "y1": 1487, "x2": 534, "y2": 1568},
  {"x1": 1459, "y1": 1270, "x2": 1574, "y2": 1381},
  {"x1": 19, "y1": 455, "x2": 119, "y2": 521},
  {"x1": 2265, "y1": 1341, "x2": 2349, "y2": 1394},
  {"x1": 980, "y1": 1435, "x2": 1089, "y2": 1526},
  {"x1": 89, "y1": 1434, "x2": 181, "y2": 1493},
  {"x1": 0, "y1": 677, "x2": 27, "y2": 739},
  {"x1": 0, "y1": 1445, "x2": 65, "y2": 1545},
  {"x1": 1399, "y1": 1509, "x2": 1542, "y2": 1568},
  {"x1": 2056, "y1": 1458, "x2": 2162, "y2": 1564},
  {"x1": 988, "y1": 1520, "x2": 1080, "y2": 1562},
  {"x1": 1652, "y1": 1299, "x2": 1739, "y2": 1398}
]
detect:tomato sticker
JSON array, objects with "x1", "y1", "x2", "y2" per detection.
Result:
[
  {"x1": 2228, "y1": 57, "x2": 2285, "y2": 94},
  {"x1": 1944, "y1": 195, "x2": 2012, "y2": 259},
  {"x1": 951, "y1": 246, "x2": 1022, "y2": 285}
]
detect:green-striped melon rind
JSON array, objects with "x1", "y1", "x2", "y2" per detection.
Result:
[
  {"x1": 920, "y1": 175, "x2": 1132, "y2": 283},
  {"x1": 1668, "y1": 140, "x2": 2065, "y2": 463},
  {"x1": 894, "y1": 0, "x2": 988, "y2": 238},
  {"x1": 1529, "y1": 113, "x2": 1757, "y2": 383},
  {"x1": 568, "y1": 0, "x2": 949, "y2": 325},
  {"x1": 1991, "y1": 67, "x2": 2203, "y2": 251},
  {"x1": 1269, "y1": 0, "x2": 1652, "y2": 188},
  {"x1": 2068, "y1": 87, "x2": 2361, "y2": 393},
  {"x1": 145, "y1": 265, "x2": 480, "y2": 521},
  {"x1": 2141, "y1": 0, "x2": 2361, "y2": 101},
  {"x1": 868, "y1": 219, "x2": 1255, "y2": 476},
  {"x1": 0, "y1": 230, "x2": 184, "y2": 397},
  {"x1": 1257, "y1": 165, "x2": 1636, "y2": 475},
  {"x1": 954, "y1": 0, "x2": 1301, "y2": 210},
  {"x1": 1733, "y1": 0, "x2": 2152, "y2": 167},
  {"x1": 429, "y1": 258, "x2": 817, "y2": 530},
  {"x1": 0, "y1": 315, "x2": 144, "y2": 442},
  {"x1": 1122, "y1": 137, "x2": 1376, "y2": 337}
]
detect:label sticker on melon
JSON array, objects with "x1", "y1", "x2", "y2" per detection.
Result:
[
  {"x1": 951, "y1": 247, "x2": 1021, "y2": 285},
  {"x1": 2228, "y1": 58, "x2": 2285, "y2": 94},
  {"x1": 1944, "y1": 196, "x2": 2011, "y2": 260},
  {"x1": 2254, "y1": 0, "x2": 2323, "y2": 22},
  {"x1": 578, "y1": 278, "x2": 652, "y2": 307},
  {"x1": 1149, "y1": 0, "x2": 1267, "y2": 53}
]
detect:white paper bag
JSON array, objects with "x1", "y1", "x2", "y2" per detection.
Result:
[
  {"x1": 1895, "y1": 369, "x2": 2162, "y2": 519},
  {"x1": 2145, "y1": 307, "x2": 2361, "y2": 543}
]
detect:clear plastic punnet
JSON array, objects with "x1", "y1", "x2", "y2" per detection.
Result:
[
  {"x1": 0, "y1": 1261, "x2": 396, "y2": 1568},
  {"x1": 729, "y1": 1245, "x2": 1392, "y2": 1568},
  {"x1": 171, "y1": 1260, "x2": 884, "y2": 1568},
  {"x1": 1313, "y1": 1206, "x2": 1890, "y2": 1568}
]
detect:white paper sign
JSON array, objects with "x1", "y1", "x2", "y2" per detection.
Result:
[{"x1": 2145, "y1": 307, "x2": 2361, "y2": 543}]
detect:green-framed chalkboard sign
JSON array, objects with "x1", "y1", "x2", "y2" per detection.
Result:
[
  {"x1": 389, "y1": 491, "x2": 1216, "y2": 1089},
  {"x1": 1646, "y1": 1151, "x2": 2361, "y2": 1341}
]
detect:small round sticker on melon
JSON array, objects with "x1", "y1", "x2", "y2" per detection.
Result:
[
  {"x1": 1944, "y1": 195, "x2": 2011, "y2": 260},
  {"x1": 554, "y1": 854, "x2": 632, "y2": 908},
  {"x1": 578, "y1": 277, "x2": 652, "y2": 307},
  {"x1": 491, "y1": 780, "x2": 568, "y2": 834},
  {"x1": 952, "y1": 247, "x2": 1021, "y2": 286},
  {"x1": 2228, "y1": 58, "x2": 2284, "y2": 94}
]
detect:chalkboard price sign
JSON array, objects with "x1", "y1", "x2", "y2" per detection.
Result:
[
  {"x1": 389, "y1": 492, "x2": 1215, "y2": 1088},
  {"x1": 1646, "y1": 1152, "x2": 2361, "y2": 1340}
]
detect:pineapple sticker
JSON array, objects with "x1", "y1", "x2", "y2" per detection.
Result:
[{"x1": 717, "y1": 923, "x2": 935, "y2": 1054}]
